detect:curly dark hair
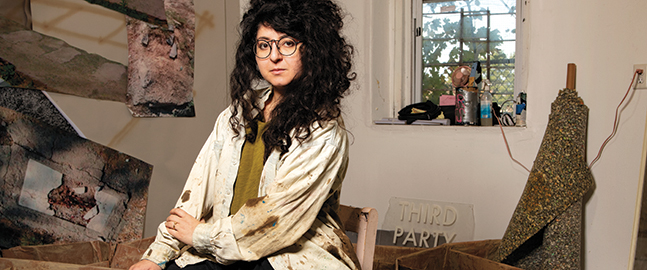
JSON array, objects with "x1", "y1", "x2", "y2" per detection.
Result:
[{"x1": 229, "y1": 0, "x2": 356, "y2": 158}]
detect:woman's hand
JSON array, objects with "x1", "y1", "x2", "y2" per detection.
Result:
[
  {"x1": 165, "y1": 208, "x2": 202, "y2": 245},
  {"x1": 129, "y1": 259, "x2": 161, "y2": 270}
]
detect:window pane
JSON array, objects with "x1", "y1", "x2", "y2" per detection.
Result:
[
  {"x1": 463, "y1": 14, "x2": 488, "y2": 39},
  {"x1": 423, "y1": 13, "x2": 460, "y2": 37},
  {"x1": 489, "y1": 63, "x2": 515, "y2": 103},
  {"x1": 491, "y1": 40, "x2": 515, "y2": 62},
  {"x1": 490, "y1": 14, "x2": 516, "y2": 40},
  {"x1": 461, "y1": 41, "x2": 488, "y2": 62},
  {"x1": 422, "y1": 66, "x2": 454, "y2": 103},
  {"x1": 422, "y1": 39, "x2": 460, "y2": 64}
]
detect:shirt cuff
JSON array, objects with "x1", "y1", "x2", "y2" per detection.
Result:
[
  {"x1": 140, "y1": 241, "x2": 177, "y2": 268},
  {"x1": 192, "y1": 216, "x2": 245, "y2": 264}
]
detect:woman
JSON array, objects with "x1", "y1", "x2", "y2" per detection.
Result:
[{"x1": 130, "y1": 0, "x2": 358, "y2": 269}]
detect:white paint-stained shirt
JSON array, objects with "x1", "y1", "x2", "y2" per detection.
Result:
[{"x1": 141, "y1": 88, "x2": 360, "y2": 270}]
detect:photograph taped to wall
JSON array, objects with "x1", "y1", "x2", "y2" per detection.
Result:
[
  {"x1": 0, "y1": 106, "x2": 153, "y2": 249},
  {"x1": 0, "y1": 0, "x2": 196, "y2": 117},
  {"x1": 0, "y1": 16, "x2": 128, "y2": 102},
  {"x1": 124, "y1": 0, "x2": 196, "y2": 117},
  {"x1": 82, "y1": 0, "x2": 196, "y2": 117},
  {"x1": 0, "y1": 87, "x2": 82, "y2": 136}
]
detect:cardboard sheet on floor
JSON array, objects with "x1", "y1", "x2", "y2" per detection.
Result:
[
  {"x1": 109, "y1": 237, "x2": 155, "y2": 269},
  {"x1": 0, "y1": 258, "x2": 114, "y2": 270},
  {"x1": 1, "y1": 237, "x2": 157, "y2": 269},
  {"x1": 1, "y1": 241, "x2": 113, "y2": 266},
  {"x1": 395, "y1": 240, "x2": 522, "y2": 270}
]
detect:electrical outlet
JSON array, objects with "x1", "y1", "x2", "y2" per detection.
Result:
[{"x1": 635, "y1": 64, "x2": 647, "y2": 89}]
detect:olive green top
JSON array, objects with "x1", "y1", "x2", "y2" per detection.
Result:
[{"x1": 230, "y1": 121, "x2": 267, "y2": 215}]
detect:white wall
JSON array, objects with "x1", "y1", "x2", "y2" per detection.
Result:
[
  {"x1": 338, "y1": 0, "x2": 647, "y2": 269},
  {"x1": 30, "y1": 0, "x2": 647, "y2": 269}
]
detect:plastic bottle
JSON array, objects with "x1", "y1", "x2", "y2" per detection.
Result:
[
  {"x1": 480, "y1": 80, "x2": 493, "y2": 126},
  {"x1": 515, "y1": 92, "x2": 527, "y2": 127}
]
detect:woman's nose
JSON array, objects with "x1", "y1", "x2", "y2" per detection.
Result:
[{"x1": 269, "y1": 43, "x2": 283, "y2": 62}]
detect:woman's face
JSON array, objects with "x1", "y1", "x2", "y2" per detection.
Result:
[{"x1": 255, "y1": 25, "x2": 302, "y2": 92}]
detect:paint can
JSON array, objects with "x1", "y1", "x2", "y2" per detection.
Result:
[{"x1": 455, "y1": 87, "x2": 479, "y2": 125}]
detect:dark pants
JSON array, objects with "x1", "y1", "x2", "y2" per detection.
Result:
[{"x1": 165, "y1": 258, "x2": 274, "y2": 270}]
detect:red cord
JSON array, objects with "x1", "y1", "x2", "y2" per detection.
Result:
[
  {"x1": 588, "y1": 70, "x2": 640, "y2": 168},
  {"x1": 493, "y1": 109, "x2": 531, "y2": 173}
]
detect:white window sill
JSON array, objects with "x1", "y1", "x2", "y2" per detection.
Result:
[
  {"x1": 373, "y1": 118, "x2": 526, "y2": 128},
  {"x1": 373, "y1": 118, "x2": 451, "y2": 126}
]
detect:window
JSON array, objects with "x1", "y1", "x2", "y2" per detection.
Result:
[
  {"x1": 367, "y1": 0, "x2": 525, "y2": 121},
  {"x1": 413, "y1": 0, "x2": 518, "y2": 106}
]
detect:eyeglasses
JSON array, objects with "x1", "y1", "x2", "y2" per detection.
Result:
[{"x1": 254, "y1": 37, "x2": 301, "y2": 59}]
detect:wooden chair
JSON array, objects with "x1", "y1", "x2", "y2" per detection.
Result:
[{"x1": 339, "y1": 204, "x2": 378, "y2": 270}]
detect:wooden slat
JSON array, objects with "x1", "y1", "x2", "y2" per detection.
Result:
[{"x1": 567, "y1": 63, "x2": 577, "y2": 89}]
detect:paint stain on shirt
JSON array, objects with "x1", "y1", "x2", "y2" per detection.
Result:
[
  {"x1": 245, "y1": 195, "x2": 268, "y2": 208},
  {"x1": 244, "y1": 215, "x2": 279, "y2": 237},
  {"x1": 326, "y1": 245, "x2": 342, "y2": 260},
  {"x1": 181, "y1": 190, "x2": 191, "y2": 202}
]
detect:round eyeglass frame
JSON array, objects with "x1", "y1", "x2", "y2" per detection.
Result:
[{"x1": 254, "y1": 37, "x2": 302, "y2": 59}]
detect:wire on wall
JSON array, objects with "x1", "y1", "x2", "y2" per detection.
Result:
[
  {"x1": 494, "y1": 111, "x2": 531, "y2": 173},
  {"x1": 495, "y1": 69, "x2": 642, "y2": 173},
  {"x1": 588, "y1": 69, "x2": 642, "y2": 168}
]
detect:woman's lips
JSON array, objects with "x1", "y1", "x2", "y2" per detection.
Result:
[{"x1": 270, "y1": 68, "x2": 285, "y2": 75}]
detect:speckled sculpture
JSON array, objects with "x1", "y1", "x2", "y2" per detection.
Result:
[{"x1": 495, "y1": 88, "x2": 594, "y2": 269}]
